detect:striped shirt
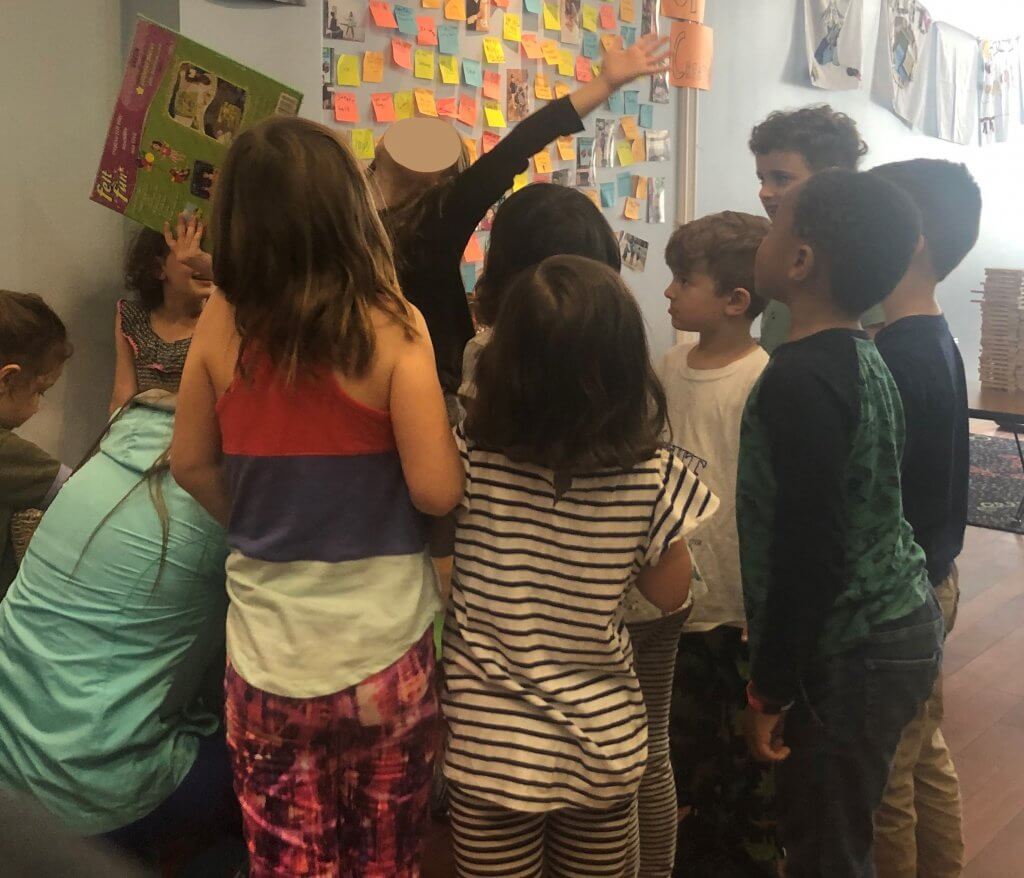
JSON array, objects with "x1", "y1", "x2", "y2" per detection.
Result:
[
  {"x1": 216, "y1": 356, "x2": 439, "y2": 698},
  {"x1": 443, "y1": 428, "x2": 718, "y2": 811}
]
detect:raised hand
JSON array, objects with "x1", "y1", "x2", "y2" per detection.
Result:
[
  {"x1": 599, "y1": 33, "x2": 671, "y2": 89},
  {"x1": 163, "y1": 213, "x2": 214, "y2": 280}
]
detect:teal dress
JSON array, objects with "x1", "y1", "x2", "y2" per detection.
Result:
[{"x1": 0, "y1": 398, "x2": 227, "y2": 834}]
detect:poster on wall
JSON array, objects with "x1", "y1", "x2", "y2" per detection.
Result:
[
  {"x1": 878, "y1": 0, "x2": 932, "y2": 127},
  {"x1": 930, "y1": 22, "x2": 978, "y2": 145},
  {"x1": 979, "y1": 37, "x2": 1019, "y2": 145},
  {"x1": 668, "y1": 19, "x2": 712, "y2": 90},
  {"x1": 324, "y1": 0, "x2": 366, "y2": 41},
  {"x1": 91, "y1": 18, "x2": 303, "y2": 233},
  {"x1": 804, "y1": 0, "x2": 863, "y2": 90}
]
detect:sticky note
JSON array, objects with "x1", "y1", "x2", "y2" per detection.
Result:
[
  {"x1": 575, "y1": 56, "x2": 592, "y2": 82},
  {"x1": 394, "y1": 90, "x2": 415, "y2": 119},
  {"x1": 503, "y1": 12, "x2": 522, "y2": 42},
  {"x1": 524, "y1": 0, "x2": 541, "y2": 12},
  {"x1": 463, "y1": 58, "x2": 483, "y2": 86},
  {"x1": 513, "y1": 171, "x2": 529, "y2": 192},
  {"x1": 444, "y1": 0, "x2": 466, "y2": 20},
  {"x1": 582, "y1": 188, "x2": 601, "y2": 208},
  {"x1": 483, "y1": 70, "x2": 502, "y2": 100},
  {"x1": 543, "y1": 0, "x2": 560, "y2": 30},
  {"x1": 336, "y1": 54, "x2": 360, "y2": 86},
  {"x1": 616, "y1": 139, "x2": 634, "y2": 166},
  {"x1": 582, "y1": 32, "x2": 599, "y2": 59},
  {"x1": 558, "y1": 49, "x2": 574, "y2": 77},
  {"x1": 461, "y1": 263, "x2": 478, "y2": 292},
  {"x1": 634, "y1": 175, "x2": 649, "y2": 200},
  {"x1": 483, "y1": 37, "x2": 506, "y2": 64},
  {"x1": 600, "y1": 182, "x2": 616, "y2": 207},
  {"x1": 333, "y1": 92, "x2": 358, "y2": 123},
  {"x1": 464, "y1": 233, "x2": 485, "y2": 262},
  {"x1": 620, "y1": 24, "x2": 636, "y2": 46},
  {"x1": 535, "y1": 73, "x2": 553, "y2": 100},
  {"x1": 592, "y1": 63, "x2": 601, "y2": 77},
  {"x1": 606, "y1": 91, "x2": 624, "y2": 113},
  {"x1": 624, "y1": 196, "x2": 641, "y2": 219},
  {"x1": 556, "y1": 135, "x2": 576, "y2": 160},
  {"x1": 414, "y1": 48, "x2": 435, "y2": 79},
  {"x1": 554, "y1": 82, "x2": 571, "y2": 98},
  {"x1": 601, "y1": 34, "x2": 618, "y2": 52},
  {"x1": 458, "y1": 93, "x2": 479, "y2": 126},
  {"x1": 352, "y1": 129, "x2": 376, "y2": 160},
  {"x1": 582, "y1": 4, "x2": 598, "y2": 31},
  {"x1": 482, "y1": 130, "x2": 501, "y2": 152},
  {"x1": 617, "y1": 172, "x2": 632, "y2": 196},
  {"x1": 417, "y1": 16, "x2": 438, "y2": 44},
  {"x1": 620, "y1": 115, "x2": 639, "y2": 140},
  {"x1": 437, "y1": 96, "x2": 457, "y2": 117},
  {"x1": 370, "y1": 0, "x2": 399, "y2": 28},
  {"x1": 541, "y1": 39, "x2": 561, "y2": 66},
  {"x1": 363, "y1": 51, "x2": 385, "y2": 83},
  {"x1": 484, "y1": 101, "x2": 507, "y2": 128},
  {"x1": 439, "y1": 54, "x2": 459, "y2": 83},
  {"x1": 394, "y1": 4, "x2": 417, "y2": 34},
  {"x1": 534, "y1": 150, "x2": 553, "y2": 173},
  {"x1": 631, "y1": 135, "x2": 646, "y2": 162},
  {"x1": 415, "y1": 88, "x2": 438, "y2": 116},
  {"x1": 668, "y1": 20, "x2": 714, "y2": 90},
  {"x1": 392, "y1": 38, "x2": 413, "y2": 69},
  {"x1": 438, "y1": 22, "x2": 459, "y2": 54},
  {"x1": 521, "y1": 33, "x2": 543, "y2": 59},
  {"x1": 463, "y1": 136, "x2": 478, "y2": 163},
  {"x1": 371, "y1": 92, "x2": 396, "y2": 121},
  {"x1": 599, "y1": 3, "x2": 615, "y2": 28},
  {"x1": 638, "y1": 104, "x2": 654, "y2": 129},
  {"x1": 423, "y1": 0, "x2": 442, "y2": 7},
  {"x1": 620, "y1": 0, "x2": 635, "y2": 22}
]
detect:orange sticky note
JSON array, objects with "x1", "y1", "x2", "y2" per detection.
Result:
[
  {"x1": 437, "y1": 96, "x2": 457, "y2": 117},
  {"x1": 482, "y1": 130, "x2": 501, "y2": 152},
  {"x1": 631, "y1": 135, "x2": 646, "y2": 162},
  {"x1": 333, "y1": 91, "x2": 359, "y2": 123},
  {"x1": 616, "y1": 138, "x2": 634, "y2": 166},
  {"x1": 351, "y1": 129, "x2": 376, "y2": 160},
  {"x1": 541, "y1": 39, "x2": 561, "y2": 66},
  {"x1": 521, "y1": 33, "x2": 542, "y2": 60},
  {"x1": 599, "y1": 3, "x2": 615, "y2": 28},
  {"x1": 439, "y1": 53, "x2": 460, "y2": 84},
  {"x1": 582, "y1": 188, "x2": 600, "y2": 208},
  {"x1": 512, "y1": 171, "x2": 529, "y2": 192},
  {"x1": 533, "y1": 149, "x2": 553, "y2": 173},
  {"x1": 662, "y1": 0, "x2": 705, "y2": 23},
  {"x1": 483, "y1": 70, "x2": 502, "y2": 100},
  {"x1": 535, "y1": 72, "x2": 553, "y2": 100},
  {"x1": 542, "y1": 0, "x2": 560, "y2": 30},
  {"x1": 493, "y1": 0, "x2": 510, "y2": 7},
  {"x1": 556, "y1": 135, "x2": 575, "y2": 160},
  {"x1": 620, "y1": 0, "x2": 635, "y2": 22},
  {"x1": 394, "y1": 90, "x2": 415, "y2": 119},
  {"x1": 669, "y1": 20, "x2": 713, "y2": 90},
  {"x1": 415, "y1": 88, "x2": 438, "y2": 116},
  {"x1": 464, "y1": 233, "x2": 485, "y2": 262},
  {"x1": 422, "y1": 0, "x2": 442, "y2": 7},
  {"x1": 363, "y1": 51, "x2": 385, "y2": 83},
  {"x1": 620, "y1": 115, "x2": 639, "y2": 140},
  {"x1": 414, "y1": 47, "x2": 436, "y2": 79},
  {"x1": 370, "y1": 0, "x2": 399, "y2": 27},
  {"x1": 503, "y1": 12, "x2": 522, "y2": 43},
  {"x1": 633, "y1": 174, "x2": 649, "y2": 199},
  {"x1": 601, "y1": 34, "x2": 618, "y2": 52},
  {"x1": 484, "y1": 101, "x2": 507, "y2": 128},
  {"x1": 575, "y1": 55, "x2": 592, "y2": 82},
  {"x1": 458, "y1": 93, "x2": 479, "y2": 126},
  {"x1": 371, "y1": 92, "x2": 397, "y2": 121},
  {"x1": 554, "y1": 82, "x2": 571, "y2": 98},
  {"x1": 483, "y1": 37, "x2": 506, "y2": 64},
  {"x1": 392, "y1": 38, "x2": 413, "y2": 69},
  {"x1": 463, "y1": 136, "x2": 479, "y2": 163},
  {"x1": 582, "y1": 4, "x2": 598, "y2": 31},
  {"x1": 624, "y1": 196, "x2": 641, "y2": 219},
  {"x1": 417, "y1": 16, "x2": 438, "y2": 44},
  {"x1": 444, "y1": 0, "x2": 466, "y2": 19},
  {"x1": 558, "y1": 49, "x2": 574, "y2": 77}
]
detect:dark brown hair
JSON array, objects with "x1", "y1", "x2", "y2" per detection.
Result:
[
  {"x1": 665, "y1": 211, "x2": 771, "y2": 318},
  {"x1": 211, "y1": 116, "x2": 415, "y2": 380},
  {"x1": 749, "y1": 104, "x2": 867, "y2": 172},
  {"x1": 0, "y1": 290, "x2": 72, "y2": 383},
  {"x1": 467, "y1": 255, "x2": 667, "y2": 472},
  {"x1": 124, "y1": 228, "x2": 170, "y2": 311}
]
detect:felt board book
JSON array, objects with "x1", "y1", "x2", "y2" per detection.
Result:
[{"x1": 91, "y1": 17, "x2": 304, "y2": 233}]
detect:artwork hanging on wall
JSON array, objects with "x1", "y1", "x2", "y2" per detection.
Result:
[
  {"x1": 324, "y1": 0, "x2": 366, "y2": 41},
  {"x1": 979, "y1": 38, "x2": 1020, "y2": 145},
  {"x1": 803, "y1": 0, "x2": 863, "y2": 90},
  {"x1": 879, "y1": 0, "x2": 932, "y2": 127},
  {"x1": 930, "y1": 22, "x2": 978, "y2": 145}
]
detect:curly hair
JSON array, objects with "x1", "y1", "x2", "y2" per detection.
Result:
[
  {"x1": 665, "y1": 211, "x2": 771, "y2": 318},
  {"x1": 124, "y1": 228, "x2": 169, "y2": 312},
  {"x1": 749, "y1": 105, "x2": 867, "y2": 172},
  {"x1": 790, "y1": 170, "x2": 921, "y2": 317},
  {"x1": 0, "y1": 290, "x2": 72, "y2": 382}
]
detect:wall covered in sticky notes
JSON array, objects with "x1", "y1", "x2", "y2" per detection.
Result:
[{"x1": 321, "y1": 0, "x2": 682, "y2": 354}]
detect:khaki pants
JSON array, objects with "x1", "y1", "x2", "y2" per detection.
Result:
[{"x1": 874, "y1": 565, "x2": 964, "y2": 878}]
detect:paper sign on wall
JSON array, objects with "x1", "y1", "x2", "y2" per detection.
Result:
[
  {"x1": 541, "y1": 39, "x2": 561, "y2": 65},
  {"x1": 414, "y1": 47, "x2": 436, "y2": 79},
  {"x1": 463, "y1": 58, "x2": 483, "y2": 86},
  {"x1": 423, "y1": 0, "x2": 442, "y2": 7},
  {"x1": 458, "y1": 93, "x2": 479, "y2": 125},
  {"x1": 351, "y1": 128, "x2": 376, "y2": 159},
  {"x1": 600, "y1": 181, "x2": 615, "y2": 206},
  {"x1": 439, "y1": 53, "x2": 460, "y2": 83},
  {"x1": 483, "y1": 37, "x2": 506, "y2": 63},
  {"x1": 521, "y1": 33, "x2": 542, "y2": 59},
  {"x1": 503, "y1": 12, "x2": 522, "y2": 42},
  {"x1": 414, "y1": 87, "x2": 438, "y2": 115},
  {"x1": 669, "y1": 19, "x2": 713, "y2": 89},
  {"x1": 483, "y1": 70, "x2": 502, "y2": 99},
  {"x1": 394, "y1": 90, "x2": 415, "y2": 118},
  {"x1": 464, "y1": 233, "x2": 485, "y2": 262},
  {"x1": 638, "y1": 103, "x2": 654, "y2": 128},
  {"x1": 438, "y1": 21, "x2": 459, "y2": 54},
  {"x1": 623, "y1": 196, "x2": 641, "y2": 219},
  {"x1": 620, "y1": 0, "x2": 635, "y2": 22},
  {"x1": 392, "y1": 38, "x2": 413, "y2": 69},
  {"x1": 616, "y1": 138, "x2": 634, "y2": 166},
  {"x1": 558, "y1": 49, "x2": 574, "y2": 76},
  {"x1": 554, "y1": 82, "x2": 571, "y2": 98},
  {"x1": 372, "y1": 92, "x2": 397, "y2": 121},
  {"x1": 484, "y1": 101, "x2": 507, "y2": 128},
  {"x1": 535, "y1": 73, "x2": 553, "y2": 100},
  {"x1": 534, "y1": 149, "x2": 553, "y2": 173},
  {"x1": 437, "y1": 96, "x2": 457, "y2": 116},
  {"x1": 575, "y1": 56, "x2": 593, "y2": 81},
  {"x1": 463, "y1": 136, "x2": 478, "y2": 163},
  {"x1": 582, "y1": 5, "x2": 598, "y2": 31},
  {"x1": 620, "y1": 115, "x2": 639, "y2": 140},
  {"x1": 556, "y1": 135, "x2": 576, "y2": 160},
  {"x1": 543, "y1": 0, "x2": 560, "y2": 30},
  {"x1": 337, "y1": 54, "x2": 360, "y2": 86},
  {"x1": 444, "y1": 0, "x2": 466, "y2": 20},
  {"x1": 662, "y1": 0, "x2": 705, "y2": 22},
  {"x1": 417, "y1": 16, "x2": 439, "y2": 44},
  {"x1": 334, "y1": 91, "x2": 359, "y2": 122},
  {"x1": 363, "y1": 51, "x2": 385, "y2": 82},
  {"x1": 370, "y1": 1, "x2": 399, "y2": 28},
  {"x1": 512, "y1": 171, "x2": 529, "y2": 191},
  {"x1": 395, "y1": 5, "x2": 418, "y2": 35},
  {"x1": 599, "y1": 3, "x2": 615, "y2": 28},
  {"x1": 482, "y1": 130, "x2": 501, "y2": 152}
]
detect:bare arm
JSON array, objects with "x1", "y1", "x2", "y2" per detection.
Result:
[
  {"x1": 109, "y1": 310, "x2": 139, "y2": 414},
  {"x1": 635, "y1": 538, "x2": 693, "y2": 614},
  {"x1": 569, "y1": 33, "x2": 670, "y2": 118}
]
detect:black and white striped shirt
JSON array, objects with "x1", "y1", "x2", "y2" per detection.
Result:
[{"x1": 442, "y1": 428, "x2": 718, "y2": 811}]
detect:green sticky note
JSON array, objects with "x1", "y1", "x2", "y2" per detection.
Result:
[
  {"x1": 463, "y1": 58, "x2": 483, "y2": 86},
  {"x1": 600, "y1": 182, "x2": 616, "y2": 207},
  {"x1": 617, "y1": 172, "x2": 632, "y2": 197},
  {"x1": 638, "y1": 104, "x2": 654, "y2": 129},
  {"x1": 606, "y1": 91, "x2": 624, "y2": 114}
]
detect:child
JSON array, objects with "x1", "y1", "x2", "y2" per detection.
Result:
[
  {"x1": 445, "y1": 254, "x2": 718, "y2": 877},
  {"x1": 110, "y1": 225, "x2": 213, "y2": 412},
  {"x1": 869, "y1": 160, "x2": 982, "y2": 878},
  {"x1": 748, "y1": 104, "x2": 884, "y2": 351},
  {"x1": 656, "y1": 212, "x2": 782, "y2": 874},
  {"x1": 170, "y1": 115, "x2": 464, "y2": 876},
  {"x1": 738, "y1": 169, "x2": 943, "y2": 877},
  {"x1": 0, "y1": 290, "x2": 72, "y2": 596}
]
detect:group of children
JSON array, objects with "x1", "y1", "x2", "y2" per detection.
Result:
[{"x1": 0, "y1": 33, "x2": 983, "y2": 878}]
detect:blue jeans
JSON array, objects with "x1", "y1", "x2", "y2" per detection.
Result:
[{"x1": 778, "y1": 597, "x2": 943, "y2": 878}]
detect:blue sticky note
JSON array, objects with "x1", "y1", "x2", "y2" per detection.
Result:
[
  {"x1": 624, "y1": 90, "x2": 639, "y2": 116},
  {"x1": 621, "y1": 25, "x2": 637, "y2": 48},
  {"x1": 463, "y1": 58, "x2": 483, "y2": 86},
  {"x1": 582, "y1": 32, "x2": 599, "y2": 60},
  {"x1": 600, "y1": 182, "x2": 616, "y2": 208},
  {"x1": 638, "y1": 104, "x2": 654, "y2": 129},
  {"x1": 606, "y1": 91, "x2": 624, "y2": 114},
  {"x1": 524, "y1": 0, "x2": 542, "y2": 12},
  {"x1": 394, "y1": 4, "x2": 417, "y2": 35},
  {"x1": 439, "y1": 22, "x2": 459, "y2": 55},
  {"x1": 461, "y1": 263, "x2": 478, "y2": 293},
  {"x1": 617, "y1": 172, "x2": 632, "y2": 197}
]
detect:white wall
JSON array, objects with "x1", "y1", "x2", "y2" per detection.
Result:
[{"x1": 697, "y1": 0, "x2": 1024, "y2": 381}]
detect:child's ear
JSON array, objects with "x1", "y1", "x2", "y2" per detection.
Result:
[
  {"x1": 790, "y1": 243, "x2": 814, "y2": 284},
  {"x1": 0, "y1": 364, "x2": 22, "y2": 391},
  {"x1": 725, "y1": 287, "x2": 752, "y2": 318}
]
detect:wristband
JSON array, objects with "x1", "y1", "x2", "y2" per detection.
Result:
[{"x1": 746, "y1": 682, "x2": 792, "y2": 716}]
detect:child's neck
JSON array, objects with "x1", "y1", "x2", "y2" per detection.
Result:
[
  {"x1": 156, "y1": 287, "x2": 201, "y2": 324},
  {"x1": 689, "y1": 321, "x2": 758, "y2": 370},
  {"x1": 786, "y1": 288, "x2": 861, "y2": 343},
  {"x1": 882, "y1": 271, "x2": 941, "y2": 325}
]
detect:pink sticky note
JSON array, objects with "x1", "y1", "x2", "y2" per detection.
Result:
[
  {"x1": 371, "y1": 92, "x2": 397, "y2": 122},
  {"x1": 333, "y1": 92, "x2": 359, "y2": 122},
  {"x1": 457, "y1": 93, "x2": 478, "y2": 126},
  {"x1": 437, "y1": 96, "x2": 457, "y2": 117},
  {"x1": 391, "y1": 37, "x2": 413, "y2": 69},
  {"x1": 482, "y1": 130, "x2": 501, "y2": 153},
  {"x1": 483, "y1": 70, "x2": 501, "y2": 100},
  {"x1": 521, "y1": 33, "x2": 543, "y2": 59},
  {"x1": 575, "y1": 55, "x2": 593, "y2": 82},
  {"x1": 599, "y1": 3, "x2": 615, "y2": 28},
  {"x1": 464, "y1": 233, "x2": 485, "y2": 263},
  {"x1": 417, "y1": 16, "x2": 438, "y2": 44},
  {"x1": 370, "y1": 0, "x2": 399, "y2": 28}
]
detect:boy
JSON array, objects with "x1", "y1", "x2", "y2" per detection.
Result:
[
  {"x1": 659, "y1": 211, "x2": 783, "y2": 873},
  {"x1": 869, "y1": 160, "x2": 982, "y2": 878},
  {"x1": 748, "y1": 104, "x2": 885, "y2": 351},
  {"x1": 738, "y1": 170, "x2": 943, "y2": 877}
]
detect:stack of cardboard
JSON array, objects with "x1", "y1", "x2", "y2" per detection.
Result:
[{"x1": 978, "y1": 269, "x2": 1024, "y2": 391}]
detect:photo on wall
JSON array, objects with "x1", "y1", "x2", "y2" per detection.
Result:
[
  {"x1": 507, "y1": 70, "x2": 530, "y2": 122},
  {"x1": 561, "y1": 0, "x2": 582, "y2": 45},
  {"x1": 594, "y1": 118, "x2": 615, "y2": 168},
  {"x1": 467, "y1": 0, "x2": 492, "y2": 32},
  {"x1": 619, "y1": 232, "x2": 649, "y2": 271},
  {"x1": 324, "y1": 0, "x2": 366, "y2": 41}
]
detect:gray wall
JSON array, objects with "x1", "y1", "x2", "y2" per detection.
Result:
[{"x1": 697, "y1": 0, "x2": 1024, "y2": 381}]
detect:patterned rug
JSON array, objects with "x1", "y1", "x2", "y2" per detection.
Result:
[{"x1": 969, "y1": 434, "x2": 1024, "y2": 534}]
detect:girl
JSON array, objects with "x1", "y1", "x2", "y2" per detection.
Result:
[
  {"x1": 171, "y1": 115, "x2": 463, "y2": 877},
  {"x1": 371, "y1": 34, "x2": 669, "y2": 415},
  {"x1": 445, "y1": 255, "x2": 719, "y2": 877},
  {"x1": 110, "y1": 226, "x2": 213, "y2": 412}
]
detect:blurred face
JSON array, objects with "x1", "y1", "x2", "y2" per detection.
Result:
[
  {"x1": 0, "y1": 361, "x2": 64, "y2": 429},
  {"x1": 162, "y1": 252, "x2": 213, "y2": 304},
  {"x1": 755, "y1": 186, "x2": 804, "y2": 306},
  {"x1": 755, "y1": 151, "x2": 814, "y2": 220},
  {"x1": 663, "y1": 270, "x2": 725, "y2": 332}
]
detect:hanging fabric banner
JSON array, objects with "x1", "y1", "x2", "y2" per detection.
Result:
[
  {"x1": 930, "y1": 22, "x2": 978, "y2": 145},
  {"x1": 804, "y1": 0, "x2": 863, "y2": 90},
  {"x1": 878, "y1": 0, "x2": 933, "y2": 127},
  {"x1": 979, "y1": 37, "x2": 1020, "y2": 145}
]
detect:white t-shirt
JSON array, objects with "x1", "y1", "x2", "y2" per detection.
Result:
[{"x1": 657, "y1": 342, "x2": 768, "y2": 632}]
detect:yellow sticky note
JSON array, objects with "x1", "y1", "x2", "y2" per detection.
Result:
[
  {"x1": 503, "y1": 12, "x2": 522, "y2": 43},
  {"x1": 483, "y1": 37, "x2": 506, "y2": 64},
  {"x1": 620, "y1": 116, "x2": 639, "y2": 140},
  {"x1": 394, "y1": 91, "x2": 415, "y2": 120},
  {"x1": 583, "y1": 188, "x2": 601, "y2": 208},
  {"x1": 620, "y1": 0, "x2": 635, "y2": 21},
  {"x1": 558, "y1": 49, "x2": 574, "y2": 77},
  {"x1": 533, "y1": 149, "x2": 553, "y2": 173},
  {"x1": 439, "y1": 53, "x2": 459, "y2": 84},
  {"x1": 556, "y1": 135, "x2": 575, "y2": 161},
  {"x1": 513, "y1": 171, "x2": 529, "y2": 192},
  {"x1": 616, "y1": 139, "x2": 634, "y2": 167},
  {"x1": 535, "y1": 73, "x2": 553, "y2": 100},
  {"x1": 554, "y1": 82, "x2": 571, "y2": 99},
  {"x1": 444, "y1": 0, "x2": 466, "y2": 19},
  {"x1": 601, "y1": 34, "x2": 618, "y2": 52},
  {"x1": 543, "y1": 0, "x2": 560, "y2": 30},
  {"x1": 624, "y1": 196, "x2": 641, "y2": 220},
  {"x1": 521, "y1": 33, "x2": 542, "y2": 59},
  {"x1": 541, "y1": 39, "x2": 561, "y2": 66},
  {"x1": 351, "y1": 129, "x2": 376, "y2": 160},
  {"x1": 415, "y1": 88, "x2": 438, "y2": 116},
  {"x1": 631, "y1": 135, "x2": 646, "y2": 162},
  {"x1": 423, "y1": 0, "x2": 442, "y2": 7},
  {"x1": 582, "y1": 4, "x2": 598, "y2": 31},
  {"x1": 634, "y1": 175, "x2": 649, "y2": 200},
  {"x1": 484, "y1": 101, "x2": 507, "y2": 128},
  {"x1": 336, "y1": 54, "x2": 360, "y2": 87},
  {"x1": 363, "y1": 51, "x2": 385, "y2": 83},
  {"x1": 414, "y1": 48, "x2": 435, "y2": 80},
  {"x1": 463, "y1": 136, "x2": 478, "y2": 164}
]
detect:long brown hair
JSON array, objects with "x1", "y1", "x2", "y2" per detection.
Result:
[{"x1": 211, "y1": 116, "x2": 415, "y2": 380}]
